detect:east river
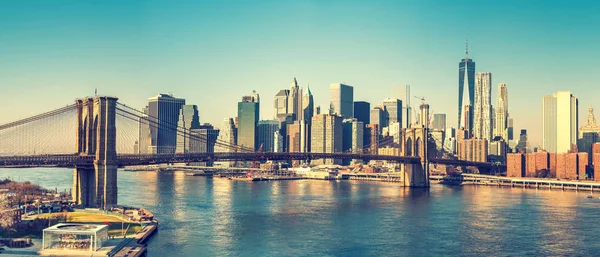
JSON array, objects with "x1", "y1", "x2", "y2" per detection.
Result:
[{"x1": 3, "y1": 168, "x2": 600, "y2": 256}]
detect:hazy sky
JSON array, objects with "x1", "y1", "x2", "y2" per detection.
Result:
[{"x1": 1, "y1": 0, "x2": 599, "y2": 147}]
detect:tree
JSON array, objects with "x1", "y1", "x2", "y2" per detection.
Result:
[{"x1": 0, "y1": 196, "x2": 15, "y2": 235}]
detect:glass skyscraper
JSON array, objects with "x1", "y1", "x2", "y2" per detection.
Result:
[
  {"x1": 458, "y1": 43, "x2": 475, "y2": 131},
  {"x1": 148, "y1": 93, "x2": 186, "y2": 154},
  {"x1": 257, "y1": 120, "x2": 280, "y2": 152},
  {"x1": 330, "y1": 83, "x2": 354, "y2": 118},
  {"x1": 353, "y1": 101, "x2": 370, "y2": 124},
  {"x1": 176, "y1": 105, "x2": 201, "y2": 153},
  {"x1": 237, "y1": 93, "x2": 260, "y2": 150},
  {"x1": 383, "y1": 98, "x2": 403, "y2": 126}
]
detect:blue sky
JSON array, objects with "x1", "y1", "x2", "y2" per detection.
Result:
[{"x1": 1, "y1": 0, "x2": 599, "y2": 147}]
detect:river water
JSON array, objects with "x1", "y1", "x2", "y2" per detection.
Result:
[{"x1": 2, "y1": 168, "x2": 600, "y2": 256}]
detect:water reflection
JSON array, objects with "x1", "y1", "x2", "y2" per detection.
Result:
[{"x1": 4, "y1": 168, "x2": 600, "y2": 256}]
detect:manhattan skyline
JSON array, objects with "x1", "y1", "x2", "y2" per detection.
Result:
[{"x1": 1, "y1": 1, "x2": 599, "y2": 148}]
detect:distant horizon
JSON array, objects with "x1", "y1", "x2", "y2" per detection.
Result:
[{"x1": 2, "y1": 0, "x2": 599, "y2": 148}]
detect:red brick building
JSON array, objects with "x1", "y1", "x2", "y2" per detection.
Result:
[
  {"x1": 594, "y1": 153, "x2": 600, "y2": 181},
  {"x1": 565, "y1": 153, "x2": 579, "y2": 180},
  {"x1": 593, "y1": 143, "x2": 600, "y2": 166},
  {"x1": 556, "y1": 153, "x2": 567, "y2": 179},
  {"x1": 549, "y1": 152, "x2": 557, "y2": 175},
  {"x1": 507, "y1": 153, "x2": 525, "y2": 177},
  {"x1": 535, "y1": 151, "x2": 550, "y2": 172},
  {"x1": 526, "y1": 153, "x2": 537, "y2": 177},
  {"x1": 578, "y1": 152, "x2": 589, "y2": 179}
]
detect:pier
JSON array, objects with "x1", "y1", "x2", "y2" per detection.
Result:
[{"x1": 431, "y1": 173, "x2": 600, "y2": 192}]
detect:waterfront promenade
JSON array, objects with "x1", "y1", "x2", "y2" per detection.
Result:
[{"x1": 432, "y1": 173, "x2": 600, "y2": 192}]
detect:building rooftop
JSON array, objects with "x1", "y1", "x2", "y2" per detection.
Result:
[{"x1": 44, "y1": 223, "x2": 108, "y2": 234}]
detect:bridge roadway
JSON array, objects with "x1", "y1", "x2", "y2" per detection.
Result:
[
  {"x1": 0, "y1": 152, "x2": 501, "y2": 169},
  {"x1": 0, "y1": 152, "x2": 421, "y2": 168}
]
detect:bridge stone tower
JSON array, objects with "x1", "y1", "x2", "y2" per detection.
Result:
[
  {"x1": 399, "y1": 103, "x2": 431, "y2": 188},
  {"x1": 72, "y1": 96, "x2": 118, "y2": 209}
]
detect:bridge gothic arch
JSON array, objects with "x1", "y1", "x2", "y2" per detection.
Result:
[
  {"x1": 415, "y1": 137, "x2": 422, "y2": 157},
  {"x1": 405, "y1": 137, "x2": 413, "y2": 156},
  {"x1": 82, "y1": 117, "x2": 88, "y2": 153}
]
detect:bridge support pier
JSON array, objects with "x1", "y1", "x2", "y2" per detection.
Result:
[
  {"x1": 400, "y1": 123, "x2": 430, "y2": 188},
  {"x1": 403, "y1": 162, "x2": 429, "y2": 188},
  {"x1": 73, "y1": 96, "x2": 118, "y2": 209}
]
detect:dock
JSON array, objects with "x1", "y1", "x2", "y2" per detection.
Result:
[
  {"x1": 108, "y1": 222, "x2": 158, "y2": 257},
  {"x1": 431, "y1": 173, "x2": 600, "y2": 191},
  {"x1": 347, "y1": 173, "x2": 403, "y2": 182}
]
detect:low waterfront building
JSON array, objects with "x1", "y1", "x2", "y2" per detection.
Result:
[
  {"x1": 594, "y1": 152, "x2": 600, "y2": 181},
  {"x1": 507, "y1": 151, "x2": 588, "y2": 179},
  {"x1": 43, "y1": 224, "x2": 109, "y2": 252},
  {"x1": 506, "y1": 153, "x2": 525, "y2": 177}
]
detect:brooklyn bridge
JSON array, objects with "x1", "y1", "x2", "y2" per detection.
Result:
[{"x1": 0, "y1": 96, "x2": 501, "y2": 209}]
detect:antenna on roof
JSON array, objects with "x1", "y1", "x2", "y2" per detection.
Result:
[
  {"x1": 465, "y1": 33, "x2": 469, "y2": 60},
  {"x1": 95, "y1": 88, "x2": 97, "y2": 96}
]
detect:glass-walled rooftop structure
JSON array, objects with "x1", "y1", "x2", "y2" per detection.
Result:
[{"x1": 43, "y1": 223, "x2": 109, "y2": 252}]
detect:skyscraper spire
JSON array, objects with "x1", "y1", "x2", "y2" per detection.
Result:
[{"x1": 465, "y1": 33, "x2": 469, "y2": 60}]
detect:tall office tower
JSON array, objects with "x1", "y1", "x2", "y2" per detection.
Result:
[
  {"x1": 383, "y1": 98, "x2": 403, "y2": 126},
  {"x1": 148, "y1": 93, "x2": 186, "y2": 154},
  {"x1": 494, "y1": 83, "x2": 509, "y2": 140},
  {"x1": 489, "y1": 139, "x2": 508, "y2": 159},
  {"x1": 330, "y1": 83, "x2": 354, "y2": 118},
  {"x1": 137, "y1": 106, "x2": 151, "y2": 154},
  {"x1": 457, "y1": 138, "x2": 488, "y2": 162},
  {"x1": 273, "y1": 89, "x2": 289, "y2": 121},
  {"x1": 351, "y1": 120, "x2": 364, "y2": 154},
  {"x1": 447, "y1": 127, "x2": 456, "y2": 138},
  {"x1": 301, "y1": 88, "x2": 314, "y2": 152},
  {"x1": 430, "y1": 130, "x2": 445, "y2": 153},
  {"x1": 287, "y1": 78, "x2": 303, "y2": 121},
  {"x1": 516, "y1": 129, "x2": 528, "y2": 153},
  {"x1": 458, "y1": 37, "x2": 476, "y2": 131},
  {"x1": 370, "y1": 106, "x2": 386, "y2": 134},
  {"x1": 365, "y1": 124, "x2": 379, "y2": 154},
  {"x1": 463, "y1": 105, "x2": 472, "y2": 137},
  {"x1": 394, "y1": 84, "x2": 412, "y2": 128},
  {"x1": 507, "y1": 118, "x2": 514, "y2": 144},
  {"x1": 578, "y1": 132, "x2": 599, "y2": 166},
  {"x1": 432, "y1": 114, "x2": 447, "y2": 131},
  {"x1": 579, "y1": 105, "x2": 600, "y2": 138},
  {"x1": 543, "y1": 91, "x2": 578, "y2": 153},
  {"x1": 342, "y1": 119, "x2": 364, "y2": 152},
  {"x1": 342, "y1": 119, "x2": 364, "y2": 164},
  {"x1": 190, "y1": 124, "x2": 220, "y2": 166},
  {"x1": 190, "y1": 124, "x2": 220, "y2": 153},
  {"x1": 238, "y1": 92, "x2": 260, "y2": 150},
  {"x1": 176, "y1": 105, "x2": 201, "y2": 153},
  {"x1": 216, "y1": 118, "x2": 237, "y2": 153},
  {"x1": 242, "y1": 91, "x2": 260, "y2": 103},
  {"x1": 473, "y1": 72, "x2": 492, "y2": 141},
  {"x1": 286, "y1": 122, "x2": 301, "y2": 153},
  {"x1": 419, "y1": 103, "x2": 430, "y2": 128},
  {"x1": 274, "y1": 130, "x2": 283, "y2": 152},
  {"x1": 388, "y1": 122, "x2": 401, "y2": 144},
  {"x1": 311, "y1": 114, "x2": 343, "y2": 165},
  {"x1": 300, "y1": 120, "x2": 307, "y2": 152},
  {"x1": 491, "y1": 106, "x2": 495, "y2": 136},
  {"x1": 315, "y1": 105, "x2": 321, "y2": 115},
  {"x1": 302, "y1": 87, "x2": 314, "y2": 123},
  {"x1": 257, "y1": 120, "x2": 279, "y2": 152},
  {"x1": 353, "y1": 101, "x2": 371, "y2": 124}
]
